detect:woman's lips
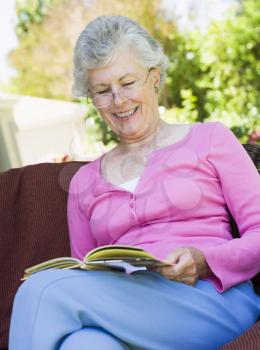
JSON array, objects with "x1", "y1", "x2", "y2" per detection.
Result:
[{"x1": 112, "y1": 106, "x2": 139, "y2": 121}]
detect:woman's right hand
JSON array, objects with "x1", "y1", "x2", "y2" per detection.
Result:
[{"x1": 150, "y1": 247, "x2": 212, "y2": 286}]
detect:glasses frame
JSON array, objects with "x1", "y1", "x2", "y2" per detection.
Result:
[{"x1": 87, "y1": 67, "x2": 154, "y2": 109}]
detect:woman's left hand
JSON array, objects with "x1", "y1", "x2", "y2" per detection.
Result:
[{"x1": 149, "y1": 247, "x2": 212, "y2": 286}]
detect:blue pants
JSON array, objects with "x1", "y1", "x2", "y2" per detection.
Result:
[{"x1": 9, "y1": 269, "x2": 260, "y2": 350}]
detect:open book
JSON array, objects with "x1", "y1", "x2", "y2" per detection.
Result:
[{"x1": 22, "y1": 245, "x2": 171, "y2": 280}]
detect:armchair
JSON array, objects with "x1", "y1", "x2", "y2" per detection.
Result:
[{"x1": 0, "y1": 144, "x2": 259, "y2": 350}]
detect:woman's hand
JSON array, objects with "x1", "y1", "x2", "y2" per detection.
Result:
[{"x1": 150, "y1": 247, "x2": 212, "y2": 286}]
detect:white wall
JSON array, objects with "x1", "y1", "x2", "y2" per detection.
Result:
[{"x1": 0, "y1": 93, "x2": 88, "y2": 172}]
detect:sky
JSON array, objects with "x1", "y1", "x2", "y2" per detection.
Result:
[
  {"x1": 0, "y1": 0, "x2": 238, "y2": 86},
  {"x1": 163, "y1": 0, "x2": 237, "y2": 32}
]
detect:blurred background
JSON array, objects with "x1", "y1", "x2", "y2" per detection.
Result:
[{"x1": 0, "y1": 0, "x2": 259, "y2": 171}]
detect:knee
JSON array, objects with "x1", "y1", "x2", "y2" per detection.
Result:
[
  {"x1": 13, "y1": 269, "x2": 74, "y2": 306},
  {"x1": 60, "y1": 328, "x2": 130, "y2": 350}
]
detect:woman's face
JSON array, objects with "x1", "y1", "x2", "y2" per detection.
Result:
[{"x1": 87, "y1": 49, "x2": 161, "y2": 144}]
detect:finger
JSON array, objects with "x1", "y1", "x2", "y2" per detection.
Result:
[
  {"x1": 150, "y1": 266, "x2": 197, "y2": 285},
  {"x1": 177, "y1": 277, "x2": 196, "y2": 286},
  {"x1": 163, "y1": 248, "x2": 186, "y2": 265},
  {"x1": 172, "y1": 253, "x2": 197, "y2": 277},
  {"x1": 148, "y1": 266, "x2": 164, "y2": 274},
  {"x1": 149, "y1": 265, "x2": 176, "y2": 279},
  {"x1": 170, "y1": 252, "x2": 190, "y2": 272}
]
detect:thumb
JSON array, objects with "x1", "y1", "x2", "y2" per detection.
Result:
[{"x1": 163, "y1": 248, "x2": 186, "y2": 265}]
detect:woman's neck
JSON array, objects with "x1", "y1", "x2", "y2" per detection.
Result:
[{"x1": 118, "y1": 119, "x2": 167, "y2": 152}]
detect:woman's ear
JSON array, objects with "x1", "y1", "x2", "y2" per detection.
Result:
[{"x1": 151, "y1": 67, "x2": 161, "y2": 90}]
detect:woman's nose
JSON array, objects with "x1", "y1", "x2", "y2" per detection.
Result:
[{"x1": 112, "y1": 91, "x2": 127, "y2": 107}]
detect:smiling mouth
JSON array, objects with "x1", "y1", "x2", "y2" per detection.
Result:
[{"x1": 113, "y1": 107, "x2": 138, "y2": 119}]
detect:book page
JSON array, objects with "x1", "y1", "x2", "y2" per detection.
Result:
[{"x1": 85, "y1": 245, "x2": 158, "y2": 262}]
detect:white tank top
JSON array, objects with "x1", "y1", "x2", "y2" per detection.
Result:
[{"x1": 117, "y1": 177, "x2": 140, "y2": 192}]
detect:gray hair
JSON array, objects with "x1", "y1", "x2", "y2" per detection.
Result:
[{"x1": 72, "y1": 15, "x2": 168, "y2": 97}]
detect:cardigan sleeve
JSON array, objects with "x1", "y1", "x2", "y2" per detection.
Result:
[
  {"x1": 202, "y1": 122, "x2": 260, "y2": 292},
  {"x1": 67, "y1": 170, "x2": 97, "y2": 260}
]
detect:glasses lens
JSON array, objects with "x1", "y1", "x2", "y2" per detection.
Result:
[
  {"x1": 91, "y1": 70, "x2": 151, "y2": 108},
  {"x1": 93, "y1": 94, "x2": 112, "y2": 108},
  {"x1": 120, "y1": 87, "x2": 135, "y2": 100}
]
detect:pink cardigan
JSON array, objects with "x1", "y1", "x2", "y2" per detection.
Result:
[{"x1": 67, "y1": 122, "x2": 260, "y2": 292}]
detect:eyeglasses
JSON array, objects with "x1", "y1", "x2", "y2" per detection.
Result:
[{"x1": 88, "y1": 68, "x2": 153, "y2": 109}]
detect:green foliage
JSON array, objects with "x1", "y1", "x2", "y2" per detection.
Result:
[
  {"x1": 165, "y1": 32, "x2": 206, "y2": 121},
  {"x1": 165, "y1": 0, "x2": 260, "y2": 142},
  {"x1": 9, "y1": 0, "x2": 81, "y2": 100},
  {"x1": 15, "y1": 0, "x2": 60, "y2": 37}
]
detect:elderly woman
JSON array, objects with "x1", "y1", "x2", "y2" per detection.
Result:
[{"x1": 9, "y1": 15, "x2": 260, "y2": 350}]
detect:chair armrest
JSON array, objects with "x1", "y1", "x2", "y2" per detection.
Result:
[{"x1": 0, "y1": 161, "x2": 86, "y2": 349}]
